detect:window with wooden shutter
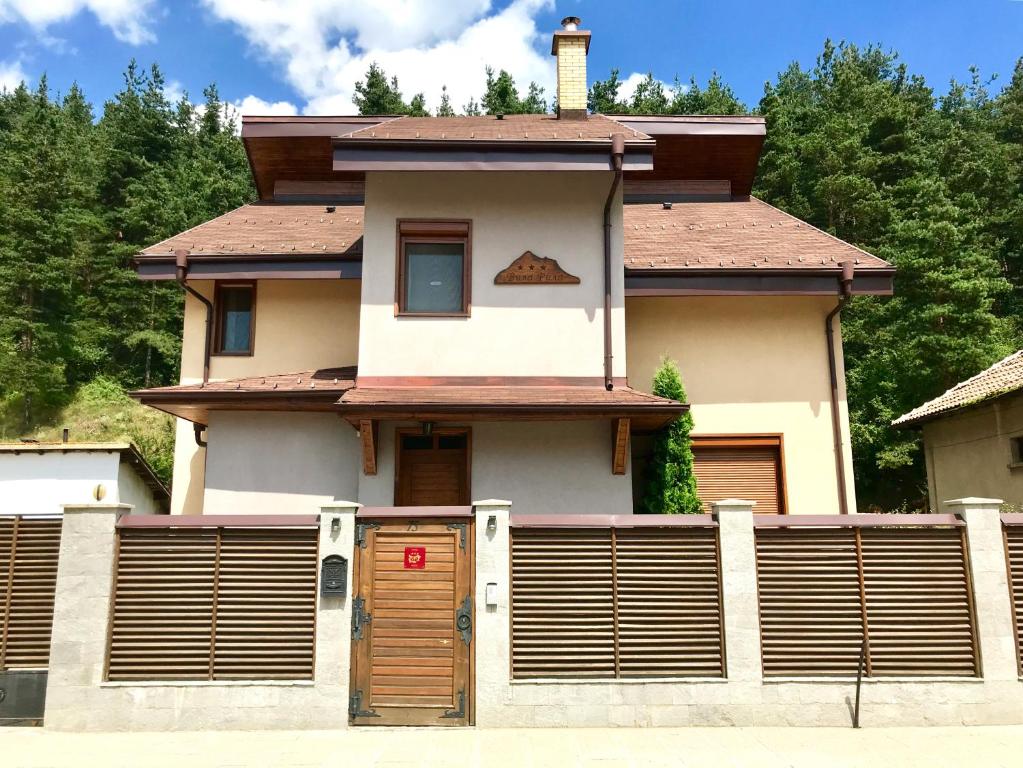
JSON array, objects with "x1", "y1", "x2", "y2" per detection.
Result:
[
  {"x1": 0, "y1": 516, "x2": 63, "y2": 670},
  {"x1": 107, "y1": 526, "x2": 317, "y2": 681},
  {"x1": 510, "y1": 522, "x2": 723, "y2": 679},
  {"x1": 692, "y1": 436, "x2": 785, "y2": 514}
]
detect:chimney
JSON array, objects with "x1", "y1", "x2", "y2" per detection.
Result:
[{"x1": 551, "y1": 16, "x2": 590, "y2": 120}]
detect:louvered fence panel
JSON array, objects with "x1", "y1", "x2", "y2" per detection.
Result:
[
  {"x1": 107, "y1": 529, "x2": 217, "y2": 680},
  {"x1": 756, "y1": 528, "x2": 865, "y2": 676},
  {"x1": 213, "y1": 528, "x2": 317, "y2": 680},
  {"x1": 860, "y1": 527, "x2": 977, "y2": 676},
  {"x1": 1, "y1": 517, "x2": 63, "y2": 669},
  {"x1": 511, "y1": 529, "x2": 615, "y2": 678},
  {"x1": 615, "y1": 528, "x2": 723, "y2": 677},
  {"x1": 1006, "y1": 525, "x2": 1023, "y2": 674}
]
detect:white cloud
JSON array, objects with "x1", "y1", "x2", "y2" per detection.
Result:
[
  {"x1": 0, "y1": 0, "x2": 158, "y2": 45},
  {"x1": 201, "y1": 0, "x2": 556, "y2": 114},
  {"x1": 233, "y1": 94, "x2": 299, "y2": 117},
  {"x1": 617, "y1": 71, "x2": 672, "y2": 105},
  {"x1": 0, "y1": 58, "x2": 29, "y2": 91}
]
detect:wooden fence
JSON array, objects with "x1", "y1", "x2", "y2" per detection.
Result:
[
  {"x1": 105, "y1": 516, "x2": 319, "y2": 682},
  {"x1": 0, "y1": 516, "x2": 63, "y2": 670},
  {"x1": 1003, "y1": 514, "x2": 1023, "y2": 676},
  {"x1": 509, "y1": 515, "x2": 724, "y2": 679},
  {"x1": 754, "y1": 515, "x2": 978, "y2": 677}
]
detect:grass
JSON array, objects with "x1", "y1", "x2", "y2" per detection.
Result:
[{"x1": 28, "y1": 377, "x2": 175, "y2": 486}]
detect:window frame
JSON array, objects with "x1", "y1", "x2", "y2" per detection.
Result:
[
  {"x1": 690, "y1": 433, "x2": 788, "y2": 515},
  {"x1": 394, "y1": 219, "x2": 472, "y2": 317},
  {"x1": 212, "y1": 281, "x2": 256, "y2": 356}
]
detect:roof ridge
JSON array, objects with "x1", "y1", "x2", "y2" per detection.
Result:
[
  {"x1": 748, "y1": 196, "x2": 887, "y2": 266},
  {"x1": 894, "y1": 349, "x2": 1023, "y2": 425},
  {"x1": 139, "y1": 202, "x2": 252, "y2": 255}
]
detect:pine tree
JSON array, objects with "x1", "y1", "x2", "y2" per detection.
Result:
[
  {"x1": 588, "y1": 68, "x2": 628, "y2": 114},
  {"x1": 481, "y1": 67, "x2": 523, "y2": 115},
  {"x1": 437, "y1": 85, "x2": 455, "y2": 117},
  {"x1": 642, "y1": 358, "x2": 702, "y2": 515},
  {"x1": 353, "y1": 63, "x2": 408, "y2": 114},
  {"x1": 407, "y1": 93, "x2": 429, "y2": 117}
]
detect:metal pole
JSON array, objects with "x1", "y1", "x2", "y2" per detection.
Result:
[{"x1": 853, "y1": 636, "x2": 867, "y2": 728}]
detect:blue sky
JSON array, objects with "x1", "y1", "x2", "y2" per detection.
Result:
[{"x1": 0, "y1": 1, "x2": 1021, "y2": 115}]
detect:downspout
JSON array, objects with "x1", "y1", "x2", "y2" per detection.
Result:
[
  {"x1": 174, "y1": 249, "x2": 212, "y2": 384},
  {"x1": 603, "y1": 134, "x2": 625, "y2": 391},
  {"x1": 826, "y1": 261, "x2": 855, "y2": 514},
  {"x1": 193, "y1": 423, "x2": 208, "y2": 447}
]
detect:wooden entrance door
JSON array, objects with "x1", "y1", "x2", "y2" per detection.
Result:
[
  {"x1": 395, "y1": 429, "x2": 470, "y2": 507},
  {"x1": 349, "y1": 516, "x2": 473, "y2": 726}
]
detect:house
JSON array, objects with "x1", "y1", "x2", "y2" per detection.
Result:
[
  {"x1": 0, "y1": 441, "x2": 168, "y2": 516},
  {"x1": 36, "y1": 21, "x2": 1023, "y2": 735},
  {"x1": 0, "y1": 441, "x2": 167, "y2": 725},
  {"x1": 130, "y1": 18, "x2": 894, "y2": 521},
  {"x1": 894, "y1": 349, "x2": 1023, "y2": 510}
]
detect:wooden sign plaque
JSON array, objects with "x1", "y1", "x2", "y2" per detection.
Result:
[{"x1": 494, "y1": 251, "x2": 580, "y2": 285}]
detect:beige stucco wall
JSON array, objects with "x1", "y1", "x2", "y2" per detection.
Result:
[
  {"x1": 202, "y1": 412, "x2": 361, "y2": 515},
  {"x1": 922, "y1": 392, "x2": 1023, "y2": 510},
  {"x1": 358, "y1": 172, "x2": 626, "y2": 378},
  {"x1": 625, "y1": 296, "x2": 855, "y2": 515},
  {"x1": 355, "y1": 421, "x2": 633, "y2": 514},
  {"x1": 170, "y1": 279, "x2": 361, "y2": 515}
]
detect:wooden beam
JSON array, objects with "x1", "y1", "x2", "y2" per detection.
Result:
[
  {"x1": 612, "y1": 418, "x2": 630, "y2": 475},
  {"x1": 360, "y1": 419, "x2": 378, "y2": 476}
]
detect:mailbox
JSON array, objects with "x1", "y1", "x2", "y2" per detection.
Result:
[{"x1": 321, "y1": 554, "x2": 348, "y2": 596}]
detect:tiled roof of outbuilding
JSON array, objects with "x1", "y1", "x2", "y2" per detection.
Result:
[
  {"x1": 623, "y1": 197, "x2": 892, "y2": 271},
  {"x1": 137, "y1": 203, "x2": 364, "y2": 258},
  {"x1": 894, "y1": 351, "x2": 1023, "y2": 427},
  {"x1": 341, "y1": 114, "x2": 649, "y2": 142}
]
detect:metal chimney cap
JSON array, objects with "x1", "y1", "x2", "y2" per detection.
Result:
[{"x1": 561, "y1": 16, "x2": 581, "y2": 30}]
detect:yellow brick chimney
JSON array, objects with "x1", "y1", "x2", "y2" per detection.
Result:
[{"x1": 551, "y1": 16, "x2": 591, "y2": 120}]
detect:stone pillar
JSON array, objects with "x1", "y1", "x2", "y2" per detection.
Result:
[
  {"x1": 317, "y1": 502, "x2": 360, "y2": 720},
  {"x1": 472, "y1": 499, "x2": 512, "y2": 726},
  {"x1": 45, "y1": 503, "x2": 132, "y2": 730},
  {"x1": 713, "y1": 499, "x2": 762, "y2": 682},
  {"x1": 945, "y1": 497, "x2": 1016, "y2": 681}
]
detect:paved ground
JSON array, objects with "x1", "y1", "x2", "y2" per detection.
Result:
[
  {"x1": 2, "y1": 725, "x2": 1022, "y2": 768},
  {"x1": 6, "y1": 728, "x2": 1023, "y2": 768}
]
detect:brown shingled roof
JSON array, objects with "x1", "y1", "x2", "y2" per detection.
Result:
[
  {"x1": 137, "y1": 203, "x2": 364, "y2": 258},
  {"x1": 894, "y1": 351, "x2": 1023, "y2": 427},
  {"x1": 341, "y1": 114, "x2": 649, "y2": 142},
  {"x1": 337, "y1": 383, "x2": 685, "y2": 431},
  {"x1": 133, "y1": 367, "x2": 357, "y2": 423},
  {"x1": 623, "y1": 197, "x2": 891, "y2": 271}
]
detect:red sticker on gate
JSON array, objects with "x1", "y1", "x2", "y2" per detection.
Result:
[{"x1": 404, "y1": 546, "x2": 426, "y2": 569}]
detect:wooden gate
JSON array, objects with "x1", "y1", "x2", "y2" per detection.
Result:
[{"x1": 349, "y1": 510, "x2": 473, "y2": 726}]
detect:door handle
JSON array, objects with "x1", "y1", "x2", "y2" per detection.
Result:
[{"x1": 455, "y1": 595, "x2": 472, "y2": 646}]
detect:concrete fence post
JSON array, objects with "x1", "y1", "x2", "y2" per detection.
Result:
[
  {"x1": 44, "y1": 503, "x2": 132, "y2": 730},
  {"x1": 317, "y1": 502, "x2": 360, "y2": 719},
  {"x1": 945, "y1": 497, "x2": 1017, "y2": 681},
  {"x1": 472, "y1": 499, "x2": 512, "y2": 726},
  {"x1": 713, "y1": 499, "x2": 762, "y2": 682}
]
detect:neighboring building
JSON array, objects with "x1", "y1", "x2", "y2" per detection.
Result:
[
  {"x1": 894, "y1": 350, "x2": 1023, "y2": 510},
  {"x1": 131, "y1": 19, "x2": 894, "y2": 519},
  {"x1": 0, "y1": 442, "x2": 169, "y2": 516},
  {"x1": 0, "y1": 441, "x2": 166, "y2": 725}
]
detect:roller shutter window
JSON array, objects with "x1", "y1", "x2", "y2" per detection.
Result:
[{"x1": 691, "y1": 436, "x2": 784, "y2": 515}]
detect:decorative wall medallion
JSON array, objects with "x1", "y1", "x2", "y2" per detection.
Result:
[{"x1": 494, "y1": 250, "x2": 581, "y2": 285}]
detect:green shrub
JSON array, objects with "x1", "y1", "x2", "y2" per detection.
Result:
[{"x1": 642, "y1": 357, "x2": 702, "y2": 515}]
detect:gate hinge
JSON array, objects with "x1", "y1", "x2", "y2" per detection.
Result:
[
  {"x1": 352, "y1": 596, "x2": 372, "y2": 640},
  {"x1": 447, "y1": 522, "x2": 467, "y2": 552},
  {"x1": 349, "y1": 689, "x2": 380, "y2": 719},
  {"x1": 355, "y1": 521, "x2": 380, "y2": 549},
  {"x1": 455, "y1": 595, "x2": 472, "y2": 646},
  {"x1": 440, "y1": 688, "x2": 466, "y2": 719}
]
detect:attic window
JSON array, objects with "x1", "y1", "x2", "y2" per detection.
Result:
[{"x1": 396, "y1": 220, "x2": 472, "y2": 317}]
